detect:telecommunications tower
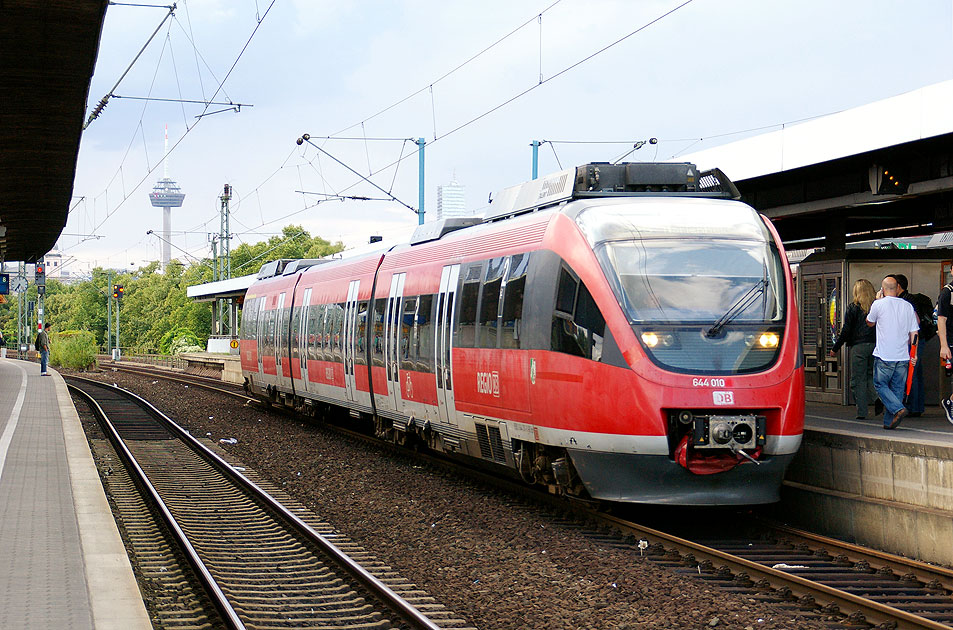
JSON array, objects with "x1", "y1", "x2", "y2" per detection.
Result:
[{"x1": 148, "y1": 125, "x2": 185, "y2": 269}]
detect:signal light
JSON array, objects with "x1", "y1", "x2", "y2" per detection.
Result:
[
  {"x1": 117, "y1": 285, "x2": 124, "y2": 300},
  {"x1": 870, "y1": 164, "x2": 908, "y2": 195},
  {"x1": 112, "y1": 284, "x2": 120, "y2": 300},
  {"x1": 35, "y1": 262, "x2": 45, "y2": 286}
]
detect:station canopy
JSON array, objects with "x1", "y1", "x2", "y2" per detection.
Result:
[{"x1": 0, "y1": 1, "x2": 109, "y2": 263}]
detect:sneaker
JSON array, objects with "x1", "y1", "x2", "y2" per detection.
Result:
[
  {"x1": 943, "y1": 397, "x2": 953, "y2": 425},
  {"x1": 885, "y1": 408, "x2": 908, "y2": 430}
]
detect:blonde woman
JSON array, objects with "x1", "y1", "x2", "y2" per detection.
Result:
[{"x1": 830, "y1": 279, "x2": 878, "y2": 418}]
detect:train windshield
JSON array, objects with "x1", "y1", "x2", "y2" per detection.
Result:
[{"x1": 597, "y1": 238, "x2": 786, "y2": 324}]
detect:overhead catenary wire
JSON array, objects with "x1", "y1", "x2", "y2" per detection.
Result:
[{"x1": 80, "y1": 0, "x2": 278, "y2": 242}]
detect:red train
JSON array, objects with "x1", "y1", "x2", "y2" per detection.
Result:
[{"x1": 240, "y1": 163, "x2": 803, "y2": 505}]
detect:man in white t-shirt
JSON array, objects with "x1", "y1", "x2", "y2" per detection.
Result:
[{"x1": 866, "y1": 276, "x2": 919, "y2": 430}]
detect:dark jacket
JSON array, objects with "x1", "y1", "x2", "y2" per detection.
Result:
[{"x1": 832, "y1": 302, "x2": 876, "y2": 352}]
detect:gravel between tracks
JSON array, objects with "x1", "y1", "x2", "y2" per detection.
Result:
[{"x1": 77, "y1": 368, "x2": 830, "y2": 630}]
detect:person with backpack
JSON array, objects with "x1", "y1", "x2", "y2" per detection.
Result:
[
  {"x1": 936, "y1": 264, "x2": 953, "y2": 425},
  {"x1": 830, "y1": 279, "x2": 878, "y2": 419},
  {"x1": 34, "y1": 322, "x2": 50, "y2": 375},
  {"x1": 891, "y1": 274, "x2": 934, "y2": 416}
]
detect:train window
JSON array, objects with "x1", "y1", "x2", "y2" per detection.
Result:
[
  {"x1": 241, "y1": 298, "x2": 255, "y2": 341},
  {"x1": 355, "y1": 301, "x2": 368, "y2": 366},
  {"x1": 309, "y1": 304, "x2": 324, "y2": 363},
  {"x1": 290, "y1": 305, "x2": 301, "y2": 363},
  {"x1": 280, "y1": 305, "x2": 291, "y2": 360},
  {"x1": 478, "y1": 257, "x2": 505, "y2": 348},
  {"x1": 551, "y1": 266, "x2": 605, "y2": 361},
  {"x1": 574, "y1": 283, "x2": 605, "y2": 361},
  {"x1": 371, "y1": 298, "x2": 386, "y2": 367},
  {"x1": 556, "y1": 267, "x2": 578, "y2": 314},
  {"x1": 501, "y1": 253, "x2": 529, "y2": 349},
  {"x1": 415, "y1": 294, "x2": 435, "y2": 374},
  {"x1": 455, "y1": 262, "x2": 482, "y2": 348},
  {"x1": 400, "y1": 297, "x2": 417, "y2": 370},
  {"x1": 332, "y1": 303, "x2": 345, "y2": 363}
]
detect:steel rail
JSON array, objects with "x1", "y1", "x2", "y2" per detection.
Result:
[
  {"x1": 105, "y1": 363, "x2": 253, "y2": 402},
  {"x1": 96, "y1": 367, "x2": 953, "y2": 628},
  {"x1": 764, "y1": 521, "x2": 953, "y2": 593},
  {"x1": 67, "y1": 381, "x2": 247, "y2": 630},
  {"x1": 68, "y1": 375, "x2": 444, "y2": 630},
  {"x1": 596, "y1": 512, "x2": 952, "y2": 630}
]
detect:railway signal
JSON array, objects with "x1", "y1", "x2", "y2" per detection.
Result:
[
  {"x1": 35, "y1": 261, "x2": 45, "y2": 286},
  {"x1": 112, "y1": 284, "x2": 120, "y2": 300},
  {"x1": 870, "y1": 164, "x2": 908, "y2": 195}
]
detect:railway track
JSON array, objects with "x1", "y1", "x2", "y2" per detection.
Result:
[
  {"x1": 67, "y1": 375, "x2": 472, "y2": 630},
  {"x1": 98, "y1": 365, "x2": 953, "y2": 629}
]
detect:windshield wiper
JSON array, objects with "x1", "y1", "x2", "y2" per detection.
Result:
[{"x1": 706, "y1": 279, "x2": 769, "y2": 338}]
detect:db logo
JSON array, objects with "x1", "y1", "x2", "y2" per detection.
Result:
[
  {"x1": 476, "y1": 371, "x2": 500, "y2": 397},
  {"x1": 712, "y1": 391, "x2": 735, "y2": 406}
]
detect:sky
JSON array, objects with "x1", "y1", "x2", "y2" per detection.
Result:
[{"x1": 61, "y1": 0, "x2": 953, "y2": 277}]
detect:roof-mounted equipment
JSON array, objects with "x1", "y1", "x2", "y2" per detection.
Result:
[
  {"x1": 410, "y1": 217, "x2": 482, "y2": 246},
  {"x1": 484, "y1": 162, "x2": 741, "y2": 222},
  {"x1": 256, "y1": 259, "x2": 295, "y2": 279}
]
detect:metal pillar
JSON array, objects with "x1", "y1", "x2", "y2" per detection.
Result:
[
  {"x1": 220, "y1": 184, "x2": 232, "y2": 337},
  {"x1": 16, "y1": 262, "x2": 26, "y2": 353},
  {"x1": 416, "y1": 138, "x2": 426, "y2": 225},
  {"x1": 106, "y1": 269, "x2": 112, "y2": 354},
  {"x1": 531, "y1": 140, "x2": 540, "y2": 179},
  {"x1": 115, "y1": 299, "x2": 120, "y2": 359}
]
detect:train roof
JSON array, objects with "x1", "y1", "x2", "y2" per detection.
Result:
[{"x1": 253, "y1": 162, "x2": 744, "y2": 281}]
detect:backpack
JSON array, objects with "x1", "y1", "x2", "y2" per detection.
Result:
[
  {"x1": 912, "y1": 292, "x2": 937, "y2": 342},
  {"x1": 34, "y1": 334, "x2": 42, "y2": 351}
]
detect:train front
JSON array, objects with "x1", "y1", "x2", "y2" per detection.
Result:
[{"x1": 570, "y1": 197, "x2": 803, "y2": 505}]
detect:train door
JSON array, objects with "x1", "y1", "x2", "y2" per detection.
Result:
[
  {"x1": 298, "y1": 288, "x2": 312, "y2": 394},
  {"x1": 436, "y1": 264, "x2": 460, "y2": 425},
  {"x1": 343, "y1": 280, "x2": 360, "y2": 404},
  {"x1": 274, "y1": 292, "x2": 286, "y2": 382},
  {"x1": 800, "y1": 266, "x2": 843, "y2": 404},
  {"x1": 383, "y1": 273, "x2": 406, "y2": 412},
  {"x1": 255, "y1": 296, "x2": 266, "y2": 377}
]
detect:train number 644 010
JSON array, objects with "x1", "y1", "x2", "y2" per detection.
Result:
[{"x1": 692, "y1": 378, "x2": 726, "y2": 387}]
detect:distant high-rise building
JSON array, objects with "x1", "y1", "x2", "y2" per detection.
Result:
[{"x1": 436, "y1": 175, "x2": 467, "y2": 220}]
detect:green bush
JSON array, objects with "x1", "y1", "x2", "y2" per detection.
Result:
[{"x1": 50, "y1": 330, "x2": 98, "y2": 370}]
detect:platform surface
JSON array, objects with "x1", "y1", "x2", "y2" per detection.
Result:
[
  {"x1": 805, "y1": 399, "x2": 953, "y2": 447},
  {"x1": 0, "y1": 359, "x2": 150, "y2": 630}
]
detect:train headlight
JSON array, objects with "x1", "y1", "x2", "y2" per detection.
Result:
[
  {"x1": 641, "y1": 332, "x2": 674, "y2": 348},
  {"x1": 757, "y1": 332, "x2": 780, "y2": 348}
]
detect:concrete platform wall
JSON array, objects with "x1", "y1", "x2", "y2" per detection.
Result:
[{"x1": 773, "y1": 430, "x2": 953, "y2": 566}]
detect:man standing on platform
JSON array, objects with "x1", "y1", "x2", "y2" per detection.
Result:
[
  {"x1": 35, "y1": 322, "x2": 50, "y2": 375},
  {"x1": 867, "y1": 276, "x2": 919, "y2": 430}
]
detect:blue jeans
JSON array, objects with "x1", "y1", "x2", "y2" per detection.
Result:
[
  {"x1": 873, "y1": 357, "x2": 908, "y2": 425},
  {"x1": 40, "y1": 349, "x2": 48, "y2": 373}
]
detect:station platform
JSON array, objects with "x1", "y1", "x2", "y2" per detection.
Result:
[
  {"x1": 0, "y1": 358, "x2": 150, "y2": 630},
  {"x1": 776, "y1": 400, "x2": 953, "y2": 567}
]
